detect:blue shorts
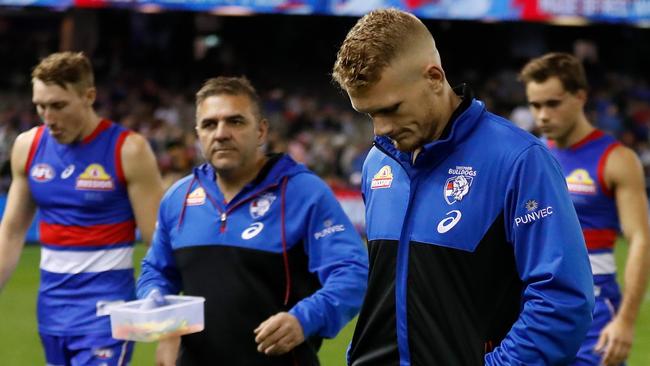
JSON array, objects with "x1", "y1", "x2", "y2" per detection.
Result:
[
  {"x1": 571, "y1": 279, "x2": 624, "y2": 366},
  {"x1": 40, "y1": 333, "x2": 133, "y2": 366}
]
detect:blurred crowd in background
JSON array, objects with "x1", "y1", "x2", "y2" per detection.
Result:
[{"x1": 0, "y1": 9, "x2": 649, "y2": 194}]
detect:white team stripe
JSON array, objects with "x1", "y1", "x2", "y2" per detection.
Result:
[
  {"x1": 589, "y1": 252, "x2": 617, "y2": 275},
  {"x1": 40, "y1": 247, "x2": 134, "y2": 274}
]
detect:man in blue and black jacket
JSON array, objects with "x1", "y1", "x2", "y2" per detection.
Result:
[
  {"x1": 332, "y1": 8, "x2": 594, "y2": 366},
  {"x1": 137, "y1": 76, "x2": 369, "y2": 365}
]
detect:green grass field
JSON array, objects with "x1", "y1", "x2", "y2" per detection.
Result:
[{"x1": 1, "y1": 242, "x2": 649, "y2": 365}]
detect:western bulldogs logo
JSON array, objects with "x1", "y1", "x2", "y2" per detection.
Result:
[
  {"x1": 444, "y1": 175, "x2": 472, "y2": 204},
  {"x1": 30, "y1": 163, "x2": 55, "y2": 182},
  {"x1": 444, "y1": 165, "x2": 476, "y2": 205},
  {"x1": 250, "y1": 193, "x2": 276, "y2": 219}
]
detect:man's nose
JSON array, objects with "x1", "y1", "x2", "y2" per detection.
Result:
[
  {"x1": 41, "y1": 109, "x2": 56, "y2": 126},
  {"x1": 213, "y1": 121, "x2": 231, "y2": 140},
  {"x1": 372, "y1": 116, "x2": 393, "y2": 136},
  {"x1": 537, "y1": 106, "x2": 551, "y2": 123}
]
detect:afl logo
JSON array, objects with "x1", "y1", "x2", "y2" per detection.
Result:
[{"x1": 30, "y1": 164, "x2": 55, "y2": 182}]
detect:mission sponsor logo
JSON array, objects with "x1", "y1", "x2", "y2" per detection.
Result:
[
  {"x1": 314, "y1": 219, "x2": 345, "y2": 240},
  {"x1": 371, "y1": 165, "x2": 393, "y2": 189},
  {"x1": 30, "y1": 163, "x2": 55, "y2": 182},
  {"x1": 75, "y1": 164, "x2": 114, "y2": 191},
  {"x1": 566, "y1": 169, "x2": 596, "y2": 194},
  {"x1": 250, "y1": 193, "x2": 276, "y2": 219},
  {"x1": 514, "y1": 200, "x2": 554, "y2": 226},
  {"x1": 444, "y1": 165, "x2": 476, "y2": 205},
  {"x1": 186, "y1": 187, "x2": 206, "y2": 206}
]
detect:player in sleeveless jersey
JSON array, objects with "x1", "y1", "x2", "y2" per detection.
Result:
[
  {"x1": 521, "y1": 52, "x2": 650, "y2": 366},
  {"x1": 0, "y1": 52, "x2": 163, "y2": 366}
]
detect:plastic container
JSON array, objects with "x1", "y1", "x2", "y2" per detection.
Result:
[{"x1": 109, "y1": 295, "x2": 205, "y2": 342}]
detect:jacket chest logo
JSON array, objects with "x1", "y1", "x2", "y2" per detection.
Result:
[
  {"x1": 242, "y1": 222, "x2": 264, "y2": 240},
  {"x1": 250, "y1": 193, "x2": 276, "y2": 219},
  {"x1": 437, "y1": 210, "x2": 462, "y2": 233},
  {"x1": 186, "y1": 187, "x2": 206, "y2": 206},
  {"x1": 371, "y1": 165, "x2": 393, "y2": 190},
  {"x1": 444, "y1": 166, "x2": 476, "y2": 205},
  {"x1": 75, "y1": 164, "x2": 114, "y2": 191}
]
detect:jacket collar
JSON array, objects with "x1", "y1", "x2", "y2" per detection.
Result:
[
  {"x1": 374, "y1": 86, "x2": 485, "y2": 171},
  {"x1": 192, "y1": 153, "x2": 309, "y2": 205}
]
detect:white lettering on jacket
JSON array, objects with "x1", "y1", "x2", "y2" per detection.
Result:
[{"x1": 514, "y1": 206, "x2": 554, "y2": 226}]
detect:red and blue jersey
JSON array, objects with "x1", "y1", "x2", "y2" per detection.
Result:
[
  {"x1": 548, "y1": 129, "x2": 621, "y2": 279},
  {"x1": 26, "y1": 119, "x2": 136, "y2": 335}
]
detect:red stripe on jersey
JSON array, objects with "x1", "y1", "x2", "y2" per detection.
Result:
[
  {"x1": 583, "y1": 229, "x2": 617, "y2": 250},
  {"x1": 114, "y1": 130, "x2": 131, "y2": 185},
  {"x1": 82, "y1": 119, "x2": 111, "y2": 145},
  {"x1": 571, "y1": 129, "x2": 604, "y2": 150},
  {"x1": 25, "y1": 126, "x2": 45, "y2": 174},
  {"x1": 40, "y1": 220, "x2": 136, "y2": 246},
  {"x1": 597, "y1": 142, "x2": 621, "y2": 197}
]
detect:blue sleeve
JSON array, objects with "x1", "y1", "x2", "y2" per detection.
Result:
[
  {"x1": 136, "y1": 194, "x2": 183, "y2": 299},
  {"x1": 486, "y1": 145, "x2": 594, "y2": 365},
  {"x1": 288, "y1": 177, "x2": 369, "y2": 338}
]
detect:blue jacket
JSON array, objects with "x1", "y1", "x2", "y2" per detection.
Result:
[
  {"x1": 348, "y1": 96, "x2": 594, "y2": 366},
  {"x1": 138, "y1": 154, "x2": 368, "y2": 365}
]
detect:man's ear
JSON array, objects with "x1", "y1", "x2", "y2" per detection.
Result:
[
  {"x1": 84, "y1": 87, "x2": 97, "y2": 106},
  {"x1": 258, "y1": 118, "x2": 269, "y2": 146},
  {"x1": 575, "y1": 89, "x2": 588, "y2": 105},
  {"x1": 424, "y1": 64, "x2": 445, "y2": 91}
]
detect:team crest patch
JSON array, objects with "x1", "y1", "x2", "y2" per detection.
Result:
[
  {"x1": 186, "y1": 187, "x2": 206, "y2": 206},
  {"x1": 250, "y1": 193, "x2": 276, "y2": 219},
  {"x1": 76, "y1": 164, "x2": 114, "y2": 190},
  {"x1": 30, "y1": 163, "x2": 55, "y2": 182},
  {"x1": 371, "y1": 165, "x2": 393, "y2": 189},
  {"x1": 444, "y1": 166, "x2": 476, "y2": 205},
  {"x1": 566, "y1": 169, "x2": 596, "y2": 194}
]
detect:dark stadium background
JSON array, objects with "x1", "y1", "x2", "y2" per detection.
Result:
[{"x1": 0, "y1": 3, "x2": 648, "y2": 364}]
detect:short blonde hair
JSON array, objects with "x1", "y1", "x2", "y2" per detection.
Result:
[
  {"x1": 32, "y1": 52, "x2": 94, "y2": 94},
  {"x1": 332, "y1": 8, "x2": 427, "y2": 92}
]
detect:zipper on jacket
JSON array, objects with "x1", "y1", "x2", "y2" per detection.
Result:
[
  {"x1": 220, "y1": 212, "x2": 227, "y2": 233},
  {"x1": 217, "y1": 182, "x2": 280, "y2": 233}
]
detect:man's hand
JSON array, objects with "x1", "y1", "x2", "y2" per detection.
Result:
[
  {"x1": 254, "y1": 312, "x2": 305, "y2": 355},
  {"x1": 595, "y1": 316, "x2": 634, "y2": 366},
  {"x1": 156, "y1": 336, "x2": 180, "y2": 366}
]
